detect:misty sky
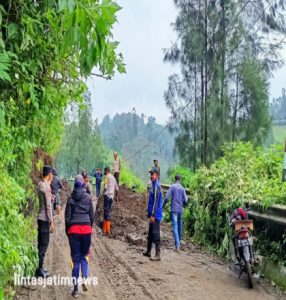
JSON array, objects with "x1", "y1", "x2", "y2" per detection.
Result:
[{"x1": 87, "y1": 0, "x2": 286, "y2": 125}]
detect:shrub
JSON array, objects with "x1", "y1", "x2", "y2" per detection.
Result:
[
  {"x1": 170, "y1": 142, "x2": 286, "y2": 257},
  {"x1": 0, "y1": 171, "x2": 37, "y2": 297},
  {"x1": 120, "y1": 164, "x2": 145, "y2": 193}
]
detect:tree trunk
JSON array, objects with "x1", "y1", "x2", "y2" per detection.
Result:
[
  {"x1": 232, "y1": 67, "x2": 239, "y2": 141},
  {"x1": 219, "y1": 0, "x2": 226, "y2": 155},
  {"x1": 193, "y1": 65, "x2": 198, "y2": 171},
  {"x1": 200, "y1": 60, "x2": 204, "y2": 164},
  {"x1": 203, "y1": 0, "x2": 208, "y2": 165},
  {"x1": 199, "y1": 0, "x2": 204, "y2": 165}
]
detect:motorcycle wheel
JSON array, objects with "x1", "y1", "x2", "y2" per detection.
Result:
[{"x1": 245, "y1": 261, "x2": 254, "y2": 289}]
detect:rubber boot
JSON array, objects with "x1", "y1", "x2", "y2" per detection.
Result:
[
  {"x1": 102, "y1": 220, "x2": 107, "y2": 236},
  {"x1": 151, "y1": 244, "x2": 161, "y2": 261},
  {"x1": 106, "y1": 221, "x2": 111, "y2": 237},
  {"x1": 143, "y1": 239, "x2": 152, "y2": 257}
]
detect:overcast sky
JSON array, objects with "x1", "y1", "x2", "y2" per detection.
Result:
[{"x1": 87, "y1": 0, "x2": 286, "y2": 125}]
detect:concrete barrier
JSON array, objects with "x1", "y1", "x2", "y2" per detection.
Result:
[{"x1": 160, "y1": 184, "x2": 286, "y2": 234}]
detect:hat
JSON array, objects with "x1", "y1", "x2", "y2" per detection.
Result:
[
  {"x1": 43, "y1": 165, "x2": 52, "y2": 177},
  {"x1": 149, "y1": 167, "x2": 159, "y2": 174},
  {"x1": 74, "y1": 180, "x2": 84, "y2": 189},
  {"x1": 74, "y1": 174, "x2": 84, "y2": 189}
]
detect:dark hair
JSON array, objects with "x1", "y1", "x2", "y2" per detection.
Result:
[
  {"x1": 81, "y1": 170, "x2": 88, "y2": 178},
  {"x1": 43, "y1": 166, "x2": 52, "y2": 177},
  {"x1": 175, "y1": 174, "x2": 181, "y2": 181},
  {"x1": 104, "y1": 166, "x2": 110, "y2": 174}
]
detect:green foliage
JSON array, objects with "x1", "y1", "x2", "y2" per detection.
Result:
[
  {"x1": 272, "y1": 125, "x2": 286, "y2": 144},
  {"x1": 171, "y1": 142, "x2": 286, "y2": 257},
  {"x1": 168, "y1": 165, "x2": 193, "y2": 186},
  {"x1": 256, "y1": 233, "x2": 286, "y2": 263},
  {"x1": 56, "y1": 99, "x2": 145, "y2": 193},
  {"x1": 120, "y1": 164, "x2": 145, "y2": 193},
  {"x1": 164, "y1": 0, "x2": 285, "y2": 168},
  {"x1": 0, "y1": 0, "x2": 124, "y2": 295},
  {"x1": 56, "y1": 90, "x2": 110, "y2": 177},
  {"x1": 0, "y1": 0, "x2": 125, "y2": 185},
  {"x1": 100, "y1": 111, "x2": 178, "y2": 182},
  {"x1": 0, "y1": 171, "x2": 37, "y2": 293},
  {"x1": 238, "y1": 59, "x2": 270, "y2": 145}
]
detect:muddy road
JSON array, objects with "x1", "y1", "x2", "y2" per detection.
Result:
[{"x1": 17, "y1": 186, "x2": 285, "y2": 300}]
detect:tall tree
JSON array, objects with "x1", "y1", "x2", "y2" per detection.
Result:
[
  {"x1": 56, "y1": 90, "x2": 108, "y2": 177},
  {"x1": 164, "y1": 0, "x2": 286, "y2": 168},
  {"x1": 0, "y1": 0, "x2": 125, "y2": 182}
]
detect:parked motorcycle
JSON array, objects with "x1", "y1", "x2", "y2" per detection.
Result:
[{"x1": 232, "y1": 218, "x2": 255, "y2": 288}]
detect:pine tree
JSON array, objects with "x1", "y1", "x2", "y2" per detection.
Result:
[{"x1": 164, "y1": 0, "x2": 286, "y2": 168}]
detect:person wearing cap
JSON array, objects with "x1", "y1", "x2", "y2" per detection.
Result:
[
  {"x1": 65, "y1": 174, "x2": 94, "y2": 298},
  {"x1": 103, "y1": 166, "x2": 118, "y2": 236},
  {"x1": 36, "y1": 165, "x2": 54, "y2": 278},
  {"x1": 50, "y1": 168, "x2": 63, "y2": 215},
  {"x1": 143, "y1": 166, "x2": 163, "y2": 261},
  {"x1": 113, "y1": 152, "x2": 121, "y2": 184},
  {"x1": 153, "y1": 159, "x2": 160, "y2": 180},
  {"x1": 163, "y1": 174, "x2": 188, "y2": 252}
]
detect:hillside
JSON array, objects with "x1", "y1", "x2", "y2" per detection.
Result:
[{"x1": 99, "y1": 111, "x2": 178, "y2": 182}]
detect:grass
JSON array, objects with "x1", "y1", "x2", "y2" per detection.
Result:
[
  {"x1": 272, "y1": 125, "x2": 286, "y2": 144},
  {"x1": 120, "y1": 164, "x2": 145, "y2": 193}
]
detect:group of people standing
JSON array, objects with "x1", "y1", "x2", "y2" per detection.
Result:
[
  {"x1": 36, "y1": 154, "x2": 188, "y2": 298},
  {"x1": 93, "y1": 151, "x2": 121, "y2": 197},
  {"x1": 35, "y1": 152, "x2": 121, "y2": 297}
]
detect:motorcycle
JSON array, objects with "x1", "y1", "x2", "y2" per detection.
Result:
[{"x1": 231, "y1": 218, "x2": 255, "y2": 288}]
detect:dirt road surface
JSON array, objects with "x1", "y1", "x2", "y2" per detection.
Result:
[{"x1": 16, "y1": 186, "x2": 285, "y2": 300}]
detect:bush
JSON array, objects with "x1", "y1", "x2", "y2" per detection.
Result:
[
  {"x1": 120, "y1": 164, "x2": 145, "y2": 193},
  {"x1": 0, "y1": 171, "x2": 37, "y2": 297}
]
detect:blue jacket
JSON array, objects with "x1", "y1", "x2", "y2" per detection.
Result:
[
  {"x1": 163, "y1": 182, "x2": 188, "y2": 214},
  {"x1": 95, "y1": 172, "x2": 103, "y2": 185},
  {"x1": 147, "y1": 179, "x2": 163, "y2": 221}
]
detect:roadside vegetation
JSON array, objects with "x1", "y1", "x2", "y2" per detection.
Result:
[
  {"x1": 0, "y1": 0, "x2": 124, "y2": 297},
  {"x1": 169, "y1": 142, "x2": 286, "y2": 258}
]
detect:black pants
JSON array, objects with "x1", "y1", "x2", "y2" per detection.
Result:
[
  {"x1": 104, "y1": 195, "x2": 113, "y2": 220},
  {"x1": 146, "y1": 220, "x2": 161, "y2": 254},
  {"x1": 68, "y1": 234, "x2": 91, "y2": 290},
  {"x1": 114, "y1": 172, "x2": 120, "y2": 184},
  {"x1": 37, "y1": 220, "x2": 50, "y2": 269}
]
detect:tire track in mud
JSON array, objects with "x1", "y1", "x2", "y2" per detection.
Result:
[{"x1": 93, "y1": 231, "x2": 156, "y2": 300}]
